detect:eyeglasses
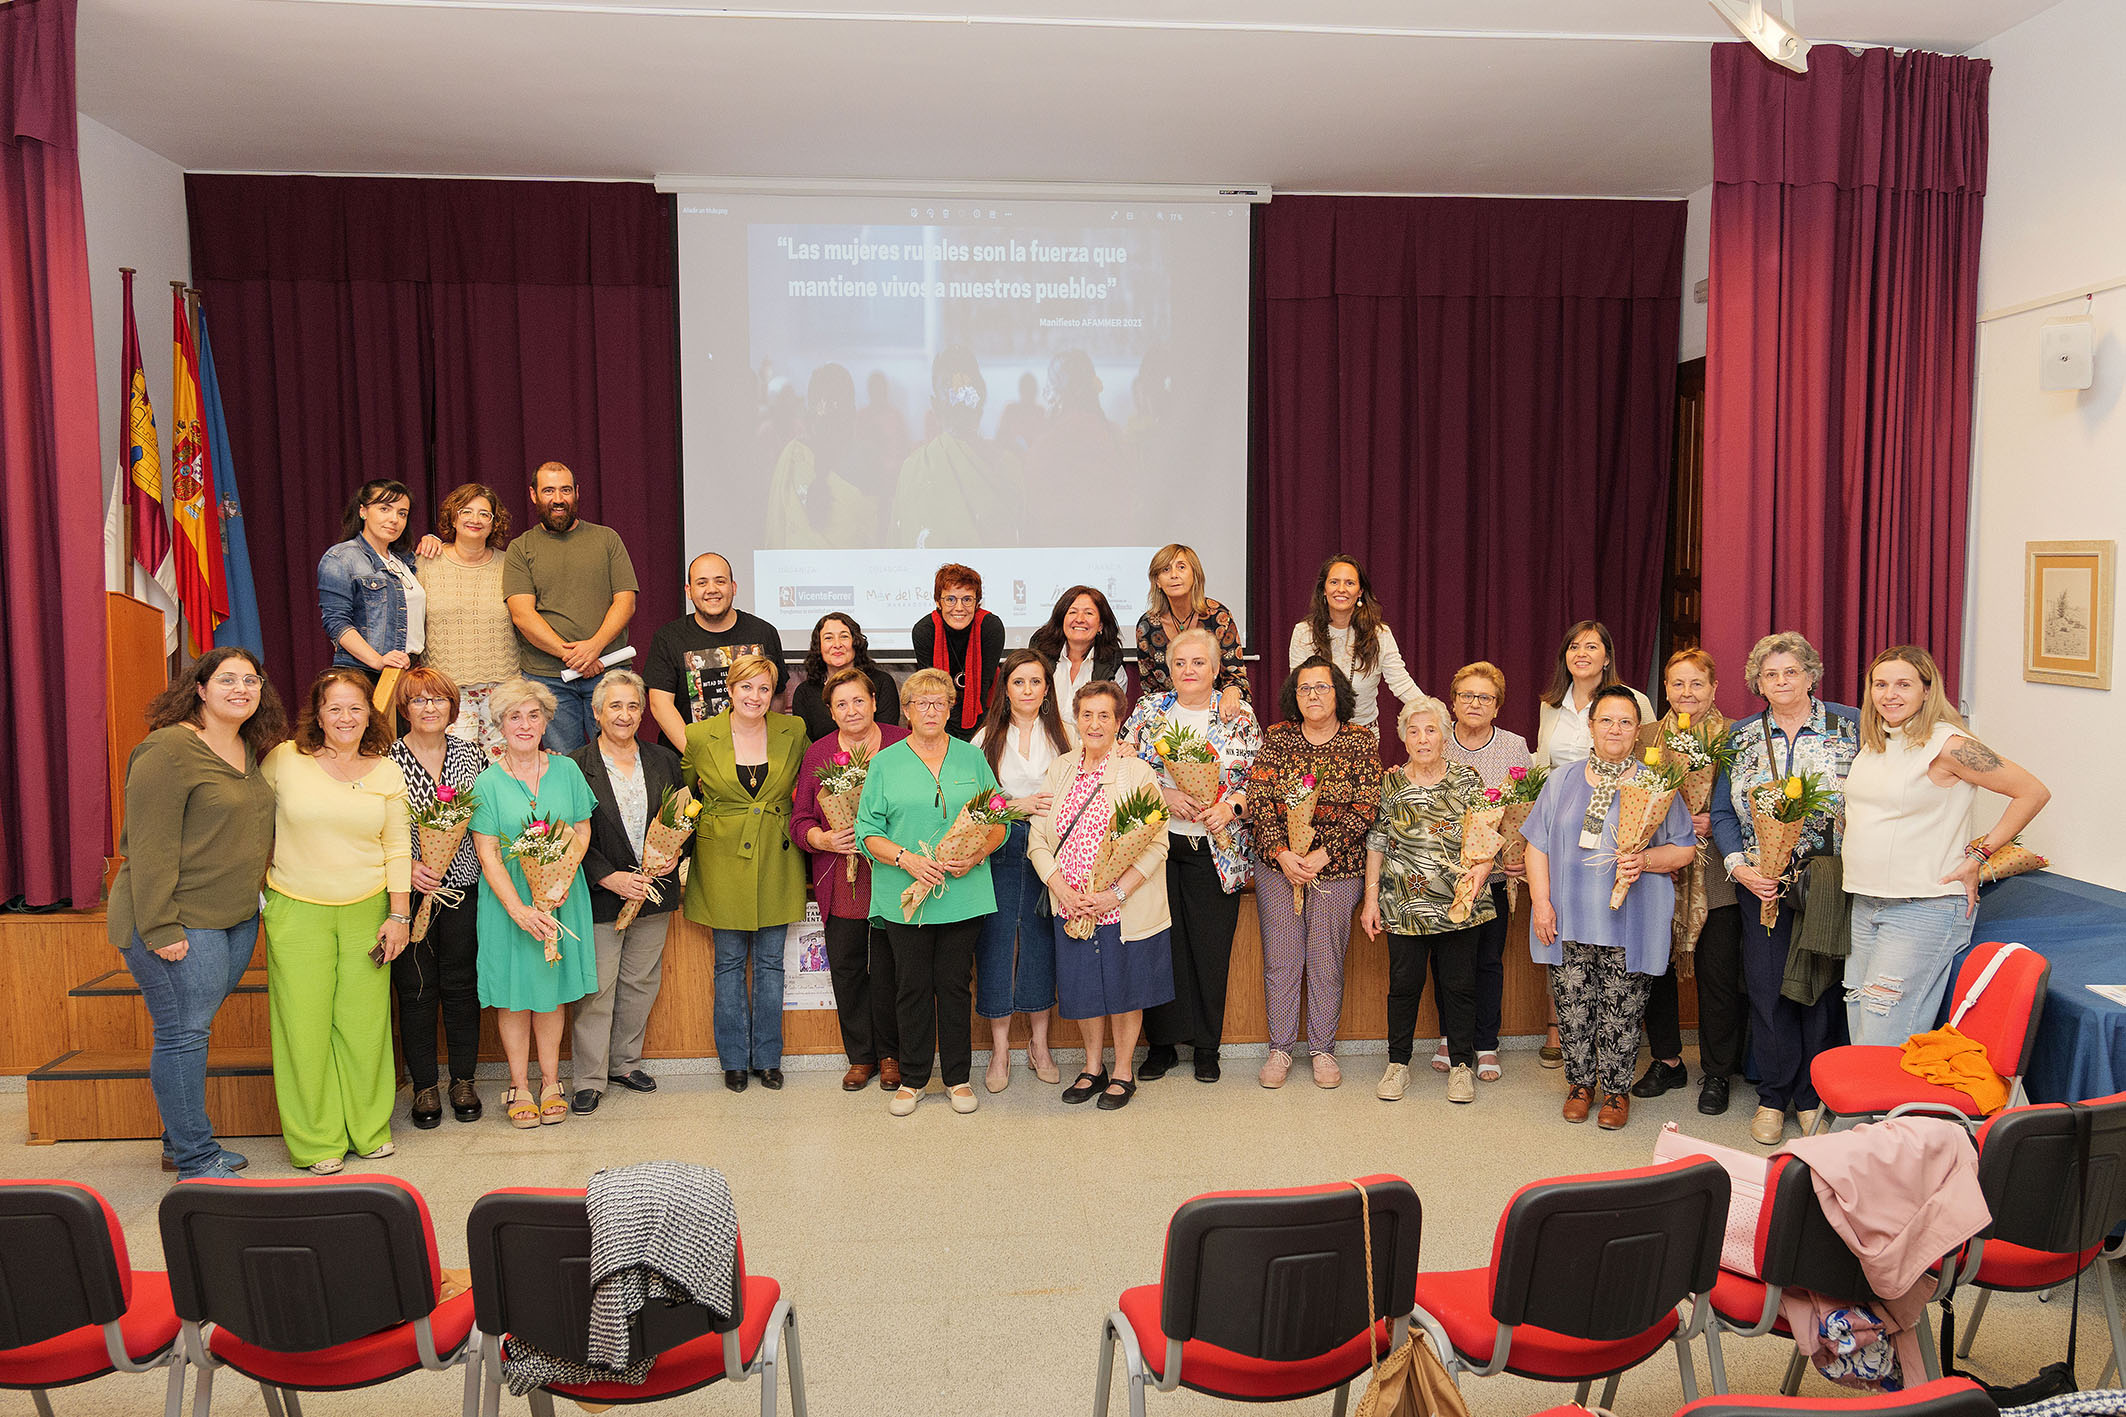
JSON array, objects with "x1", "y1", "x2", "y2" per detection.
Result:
[
  {"x1": 909, "y1": 698, "x2": 952, "y2": 711},
  {"x1": 1295, "y1": 684, "x2": 1336, "y2": 698},
  {"x1": 406, "y1": 696, "x2": 451, "y2": 710},
  {"x1": 1453, "y1": 691, "x2": 1497, "y2": 706},
  {"x1": 939, "y1": 594, "x2": 978, "y2": 609},
  {"x1": 209, "y1": 674, "x2": 263, "y2": 689}
]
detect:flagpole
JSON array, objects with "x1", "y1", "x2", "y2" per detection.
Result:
[{"x1": 119, "y1": 267, "x2": 136, "y2": 577}]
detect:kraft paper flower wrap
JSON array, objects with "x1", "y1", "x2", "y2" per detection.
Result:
[
  {"x1": 1151, "y1": 720, "x2": 1232, "y2": 851},
  {"x1": 1492, "y1": 763, "x2": 1548, "y2": 913},
  {"x1": 1748, "y1": 771, "x2": 1840, "y2": 928},
  {"x1": 814, "y1": 745, "x2": 872, "y2": 884},
  {"x1": 898, "y1": 790, "x2": 1028, "y2": 923},
  {"x1": 1605, "y1": 752, "x2": 1686, "y2": 911},
  {"x1": 1062, "y1": 785, "x2": 1168, "y2": 940},
  {"x1": 408, "y1": 782, "x2": 477, "y2": 943},
  {"x1": 1284, "y1": 773, "x2": 1320, "y2": 915},
  {"x1": 1651, "y1": 714, "x2": 1734, "y2": 957},
  {"x1": 506, "y1": 817, "x2": 579, "y2": 964},
  {"x1": 615, "y1": 786, "x2": 701, "y2": 930},
  {"x1": 1447, "y1": 800, "x2": 1507, "y2": 924}
]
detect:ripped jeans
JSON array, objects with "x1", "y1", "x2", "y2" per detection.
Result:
[{"x1": 1844, "y1": 894, "x2": 1976, "y2": 1047}]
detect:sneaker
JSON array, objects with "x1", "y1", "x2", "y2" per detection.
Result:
[
  {"x1": 1750, "y1": 1106, "x2": 1786, "y2": 1146},
  {"x1": 1446, "y1": 1064, "x2": 1477, "y2": 1104},
  {"x1": 1259, "y1": 1049, "x2": 1294, "y2": 1089},
  {"x1": 1311, "y1": 1054, "x2": 1343, "y2": 1089},
  {"x1": 306, "y1": 1157, "x2": 345, "y2": 1175},
  {"x1": 888, "y1": 1086, "x2": 921, "y2": 1117},
  {"x1": 947, "y1": 1084, "x2": 979, "y2": 1114},
  {"x1": 357, "y1": 1141, "x2": 395, "y2": 1160},
  {"x1": 162, "y1": 1145, "x2": 249, "y2": 1174},
  {"x1": 183, "y1": 1158, "x2": 248, "y2": 1181},
  {"x1": 1376, "y1": 1062, "x2": 1410, "y2": 1101}
]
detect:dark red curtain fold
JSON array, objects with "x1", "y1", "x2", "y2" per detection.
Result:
[
  {"x1": 186, "y1": 175, "x2": 681, "y2": 700},
  {"x1": 1251, "y1": 195, "x2": 1685, "y2": 744},
  {"x1": 0, "y1": 0, "x2": 109, "y2": 908},
  {"x1": 1703, "y1": 44, "x2": 1987, "y2": 713}
]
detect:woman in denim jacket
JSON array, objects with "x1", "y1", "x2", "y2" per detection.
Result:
[{"x1": 318, "y1": 480, "x2": 426, "y2": 679}]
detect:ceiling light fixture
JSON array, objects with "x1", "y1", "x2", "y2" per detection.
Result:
[{"x1": 1707, "y1": 0, "x2": 1810, "y2": 73}]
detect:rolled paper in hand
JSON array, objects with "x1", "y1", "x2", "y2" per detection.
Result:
[
  {"x1": 1062, "y1": 817, "x2": 1167, "y2": 940},
  {"x1": 1608, "y1": 780, "x2": 1680, "y2": 910},
  {"x1": 1166, "y1": 758, "x2": 1233, "y2": 852},
  {"x1": 1286, "y1": 789, "x2": 1320, "y2": 915},
  {"x1": 1448, "y1": 805, "x2": 1507, "y2": 924}
]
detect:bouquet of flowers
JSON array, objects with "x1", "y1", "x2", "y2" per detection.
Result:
[
  {"x1": 1493, "y1": 763, "x2": 1549, "y2": 912},
  {"x1": 1447, "y1": 798, "x2": 1507, "y2": 924},
  {"x1": 1747, "y1": 771, "x2": 1840, "y2": 927},
  {"x1": 506, "y1": 817, "x2": 576, "y2": 964},
  {"x1": 1284, "y1": 772, "x2": 1320, "y2": 915},
  {"x1": 1063, "y1": 786, "x2": 1169, "y2": 939},
  {"x1": 899, "y1": 790, "x2": 1029, "y2": 923},
  {"x1": 408, "y1": 782, "x2": 477, "y2": 943},
  {"x1": 1150, "y1": 719, "x2": 1232, "y2": 851},
  {"x1": 1659, "y1": 711, "x2": 1738, "y2": 819},
  {"x1": 615, "y1": 785, "x2": 701, "y2": 930},
  {"x1": 814, "y1": 745, "x2": 872, "y2": 883},
  {"x1": 1609, "y1": 752, "x2": 1687, "y2": 910}
]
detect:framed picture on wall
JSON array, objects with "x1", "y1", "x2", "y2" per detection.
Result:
[{"x1": 2024, "y1": 540, "x2": 2115, "y2": 689}]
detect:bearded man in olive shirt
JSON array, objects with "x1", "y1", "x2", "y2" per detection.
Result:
[{"x1": 502, "y1": 460, "x2": 639, "y2": 750}]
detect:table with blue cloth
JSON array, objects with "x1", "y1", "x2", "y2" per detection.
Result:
[{"x1": 1958, "y1": 871, "x2": 2126, "y2": 1103}]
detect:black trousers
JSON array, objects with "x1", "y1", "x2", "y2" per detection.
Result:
[
  {"x1": 1144, "y1": 837, "x2": 1241, "y2": 1053},
  {"x1": 880, "y1": 917, "x2": 979, "y2": 1089},
  {"x1": 1643, "y1": 903, "x2": 1748, "y2": 1075},
  {"x1": 1741, "y1": 902, "x2": 1846, "y2": 1111},
  {"x1": 825, "y1": 913, "x2": 899, "y2": 1068},
  {"x1": 1388, "y1": 925, "x2": 1480, "y2": 1066},
  {"x1": 1433, "y1": 880, "x2": 1511, "y2": 1052},
  {"x1": 392, "y1": 890, "x2": 481, "y2": 1088}
]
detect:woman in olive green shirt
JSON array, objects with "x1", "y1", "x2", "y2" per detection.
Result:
[
  {"x1": 108, "y1": 648, "x2": 285, "y2": 1181},
  {"x1": 683, "y1": 654, "x2": 809, "y2": 1093}
]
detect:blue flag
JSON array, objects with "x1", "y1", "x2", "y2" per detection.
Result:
[{"x1": 198, "y1": 311, "x2": 264, "y2": 661}]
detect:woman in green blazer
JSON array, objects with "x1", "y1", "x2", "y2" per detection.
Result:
[{"x1": 682, "y1": 653, "x2": 809, "y2": 1092}]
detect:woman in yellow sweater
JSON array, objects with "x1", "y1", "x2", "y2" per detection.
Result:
[{"x1": 261, "y1": 668, "x2": 412, "y2": 1173}]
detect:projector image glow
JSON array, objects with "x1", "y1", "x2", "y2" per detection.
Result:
[{"x1": 1709, "y1": 0, "x2": 1811, "y2": 73}]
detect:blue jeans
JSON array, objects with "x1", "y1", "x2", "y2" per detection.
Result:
[
  {"x1": 121, "y1": 918, "x2": 257, "y2": 1177},
  {"x1": 713, "y1": 927, "x2": 789, "y2": 1069},
  {"x1": 973, "y1": 820, "x2": 1057, "y2": 1018},
  {"x1": 531, "y1": 674, "x2": 599, "y2": 752},
  {"x1": 1845, "y1": 894, "x2": 1976, "y2": 1047}
]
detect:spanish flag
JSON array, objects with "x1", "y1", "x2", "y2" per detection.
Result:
[{"x1": 171, "y1": 288, "x2": 228, "y2": 656}]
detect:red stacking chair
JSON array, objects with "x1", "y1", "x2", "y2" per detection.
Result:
[
  {"x1": 0, "y1": 1179, "x2": 186, "y2": 1417},
  {"x1": 1675, "y1": 1375, "x2": 1997, "y2": 1417},
  {"x1": 465, "y1": 1186, "x2": 804, "y2": 1417},
  {"x1": 1703, "y1": 1150, "x2": 1977, "y2": 1395},
  {"x1": 157, "y1": 1174, "x2": 480, "y2": 1417},
  {"x1": 1093, "y1": 1175, "x2": 1421, "y2": 1417},
  {"x1": 1941, "y1": 1092, "x2": 2126, "y2": 1382},
  {"x1": 1810, "y1": 941, "x2": 2050, "y2": 1132},
  {"x1": 1409, "y1": 1158, "x2": 1728, "y2": 1409}
]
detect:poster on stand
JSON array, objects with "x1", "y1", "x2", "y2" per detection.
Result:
[{"x1": 783, "y1": 902, "x2": 835, "y2": 1010}]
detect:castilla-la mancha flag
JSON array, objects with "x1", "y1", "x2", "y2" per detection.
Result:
[{"x1": 171, "y1": 289, "x2": 228, "y2": 656}]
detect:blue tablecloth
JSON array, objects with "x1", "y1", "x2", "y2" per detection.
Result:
[{"x1": 1960, "y1": 871, "x2": 2126, "y2": 1103}]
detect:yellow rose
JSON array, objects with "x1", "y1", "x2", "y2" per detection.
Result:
[
  {"x1": 685, "y1": 801, "x2": 703, "y2": 819},
  {"x1": 1155, "y1": 742, "x2": 1171, "y2": 758},
  {"x1": 1676, "y1": 711, "x2": 1692, "y2": 730},
  {"x1": 1643, "y1": 747, "x2": 1662, "y2": 766},
  {"x1": 1144, "y1": 811, "x2": 1165, "y2": 825},
  {"x1": 1784, "y1": 777, "x2": 1804, "y2": 799}
]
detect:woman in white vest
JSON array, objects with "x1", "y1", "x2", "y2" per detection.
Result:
[{"x1": 1842, "y1": 645, "x2": 2050, "y2": 1046}]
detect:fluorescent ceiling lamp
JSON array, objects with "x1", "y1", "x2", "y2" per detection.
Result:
[{"x1": 1708, "y1": 0, "x2": 1810, "y2": 72}]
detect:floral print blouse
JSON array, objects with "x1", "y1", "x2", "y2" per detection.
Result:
[
  {"x1": 1244, "y1": 721, "x2": 1381, "y2": 880},
  {"x1": 1365, "y1": 762, "x2": 1496, "y2": 935},
  {"x1": 1709, "y1": 698, "x2": 1861, "y2": 869},
  {"x1": 1121, "y1": 690, "x2": 1261, "y2": 893},
  {"x1": 1134, "y1": 598, "x2": 1249, "y2": 699}
]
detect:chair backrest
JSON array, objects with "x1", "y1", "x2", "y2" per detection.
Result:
[
  {"x1": 1156, "y1": 1174, "x2": 1420, "y2": 1363},
  {"x1": 1974, "y1": 1091, "x2": 2126, "y2": 1256},
  {"x1": 1951, "y1": 941, "x2": 2050, "y2": 1079},
  {"x1": 1489, "y1": 1158, "x2": 1727, "y2": 1342},
  {"x1": 158, "y1": 1176, "x2": 442, "y2": 1351},
  {"x1": 464, "y1": 1188, "x2": 744, "y2": 1365},
  {"x1": 1676, "y1": 1374, "x2": 1997, "y2": 1417},
  {"x1": 1754, "y1": 1156, "x2": 1889, "y2": 1303},
  {"x1": 0, "y1": 1180, "x2": 132, "y2": 1351}
]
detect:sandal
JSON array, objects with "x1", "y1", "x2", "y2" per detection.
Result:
[
  {"x1": 1096, "y1": 1077, "x2": 1138, "y2": 1111},
  {"x1": 1062, "y1": 1070, "x2": 1109, "y2": 1105},
  {"x1": 505, "y1": 1087, "x2": 540, "y2": 1130},
  {"x1": 539, "y1": 1083, "x2": 569, "y2": 1125},
  {"x1": 1477, "y1": 1051, "x2": 1502, "y2": 1083},
  {"x1": 1429, "y1": 1041, "x2": 1451, "y2": 1073}
]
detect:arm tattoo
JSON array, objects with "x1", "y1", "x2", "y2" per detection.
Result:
[{"x1": 1949, "y1": 739, "x2": 2002, "y2": 774}]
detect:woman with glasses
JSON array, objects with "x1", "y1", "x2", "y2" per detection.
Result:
[
  {"x1": 1286, "y1": 553, "x2": 1423, "y2": 738},
  {"x1": 909, "y1": 563, "x2": 1005, "y2": 740},
  {"x1": 1437, "y1": 661, "x2": 1533, "y2": 1081},
  {"x1": 857, "y1": 667, "x2": 1007, "y2": 1116}
]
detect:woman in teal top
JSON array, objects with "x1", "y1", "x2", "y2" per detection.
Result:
[
  {"x1": 471, "y1": 677, "x2": 597, "y2": 1130},
  {"x1": 857, "y1": 667, "x2": 1006, "y2": 1117}
]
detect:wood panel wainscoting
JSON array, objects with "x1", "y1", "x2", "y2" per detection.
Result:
[{"x1": 8, "y1": 892, "x2": 1698, "y2": 1143}]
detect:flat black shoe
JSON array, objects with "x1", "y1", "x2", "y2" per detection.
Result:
[
  {"x1": 410, "y1": 1085, "x2": 443, "y2": 1130},
  {"x1": 571, "y1": 1089, "x2": 602, "y2": 1115},
  {"x1": 1096, "y1": 1077, "x2": 1138, "y2": 1111},
  {"x1": 758, "y1": 1068, "x2": 785, "y2": 1090},
  {"x1": 608, "y1": 1070, "x2": 657, "y2": 1093},
  {"x1": 1697, "y1": 1074, "x2": 1732, "y2": 1116},
  {"x1": 1062, "y1": 1070, "x2": 1108, "y2": 1105},
  {"x1": 1194, "y1": 1053, "x2": 1221, "y2": 1083},
  {"x1": 1631, "y1": 1059, "x2": 1688, "y2": 1099},
  {"x1": 449, "y1": 1078, "x2": 482, "y2": 1122},
  {"x1": 724, "y1": 1070, "x2": 748, "y2": 1093},
  {"x1": 1138, "y1": 1045, "x2": 1178, "y2": 1081}
]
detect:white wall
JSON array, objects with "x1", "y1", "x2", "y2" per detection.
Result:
[
  {"x1": 1965, "y1": 0, "x2": 2126, "y2": 888},
  {"x1": 77, "y1": 113, "x2": 189, "y2": 508},
  {"x1": 1677, "y1": 182, "x2": 1712, "y2": 363}
]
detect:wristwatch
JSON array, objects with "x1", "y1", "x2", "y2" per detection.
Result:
[{"x1": 1114, "y1": 882, "x2": 1131, "y2": 904}]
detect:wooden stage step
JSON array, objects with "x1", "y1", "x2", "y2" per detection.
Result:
[
  {"x1": 26, "y1": 1047, "x2": 282, "y2": 1145},
  {"x1": 69, "y1": 966, "x2": 267, "y2": 997}
]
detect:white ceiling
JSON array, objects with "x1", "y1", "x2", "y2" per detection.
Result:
[{"x1": 76, "y1": 0, "x2": 2058, "y2": 196}]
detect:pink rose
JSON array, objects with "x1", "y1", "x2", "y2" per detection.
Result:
[
  {"x1": 832, "y1": 752, "x2": 851, "y2": 766},
  {"x1": 1508, "y1": 765, "x2": 1528, "y2": 782},
  {"x1": 525, "y1": 820, "x2": 549, "y2": 836},
  {"x1": 1484, "y1": 787, "x2": 1502, "y2": 803},
  {"x1": 435, "y1": 784, "x2": 456, "y2": 802},
  {"x1": 1299, "y1": 773, "x2": 1317, "y2": 790},
  {"x1": 988, "y1": 794, "x2": 1008, "y2": 812}
]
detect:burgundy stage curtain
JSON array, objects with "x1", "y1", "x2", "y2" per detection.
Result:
[
  {"x1": 186, "y1": 175, "x2": 681, "y2": 702},
  {"x1": 1703, "y1": 44, "x2": 1988, "y2": 713},
  {"x1": 1252, "y1": 195, "x2": 1685, "y2": 745},
  {"x1": 0, "y1": 0, "x2": 109, "y2": 908}
]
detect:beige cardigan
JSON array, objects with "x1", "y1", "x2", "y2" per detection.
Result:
[{"x1": 1026, "y1": 749, "x2": 1173, "y2": 942}]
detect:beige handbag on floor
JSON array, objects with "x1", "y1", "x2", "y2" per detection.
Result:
[{"x1": 1348, "y1": 1181, "x2": 1468, "y2": 1417}]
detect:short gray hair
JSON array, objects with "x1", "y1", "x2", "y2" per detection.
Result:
[
  {"x1": 592, "y1": 668, "x2": 647, "y2": 715},
  {"x1": 1164, "y1": 626, "x2": 1221, "y2": 670},
  {"x1": 487, "y1": 676, "x2": 557, "y2": 726},
  {"x1": 1745, "y1": 633, "x2": 1824, "y2": 695},
  {"x1": 1397, "y1": 694, "x2": 1452, "y2": 740}
]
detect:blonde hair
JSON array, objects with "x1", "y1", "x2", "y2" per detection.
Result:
[
  {"x1": 723, "y1": 654, "x2": 780, "y2": 696},
  {"x1": 1146, "y1": 544, "x2": 1208, "y2": 621},
  {"x1": 1397, "y1": 694, "x2": 1452, "y2": 740},
  {"x1": 900, "y1": 667, "x2": 956, "y2": 725},
  {"x1": 487, "y1": 676, "x2": 557, "y2": 726},
  {"x1": 1451, "y1": 660, "x2": 1507, "y2": 708},
  {"x1": 1164, "y1": 625, "x2": 1221, "y2": 670},
  {"x1": 1859, "y1": 645, "x2": 1965, "y2": 753}
]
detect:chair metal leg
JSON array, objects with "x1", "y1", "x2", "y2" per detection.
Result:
[
  {"x1": 163, "y1": 1360, "x2": 187, "y2": 1417},
  {"x1": 481, "y1": 1346, "x2": 504, "y2": 1417},
  {"x1": 30, "y1": 1389, "x2": 56, "y2": 1417},
  {"x1": 784, "y1": 1308, "x2": 809, "y2": 1417},
  {"x1": 758, "y1": 1322, "x2": 781, "y2": 1417},
  {"x1": 528, "y1": 1390, "x2": 558, "y2": 1417},
  {"x1": 1600, "y1": 1373, "x2": 1622, "y2": 1407},
  {"x1": 259, "y1": 1384, "x2": 288, "y2": 1417},
  {"x1": 193, "y1": 1359, "x2": 216, "y2": 1417},
  {"x1": 462, "y1": 1337, "x2": 484, "y2": 1417},
  {"x1": 1574, "y1": 1379, "x2": 1593, "y2": 1405},
  {"x1": 1092, "y1": 1316, "x2": 1117, "y2": 1417},
  {"x1": 1705, "y1": 1324, "x2": 1731, "y2": 1396},
  {"x1": 1956, "y1": 1286, "x2": 1991, "y2": 1358},
  {"x1": 1781, "y1": 1346, "x2": 1808, "y2": 1395},
  {"x1": 281, "y1": 1389, "x2": 305, "y2": 1417},
  {"x1": 1914, "y1": 1306, "x2": 1942, "y2": 1381},
  {"x1": 1675, "y1": 1335, "x2": 1701, "y2": 1404},
  {"x1": 1330, "y1": 1380, "x2": 1350, "y2": 1417},
  {"x1": 2097, "y1": 1256, "x2": 2126, "y2": 1390}
]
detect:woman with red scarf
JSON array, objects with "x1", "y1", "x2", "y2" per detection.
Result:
[{"x1": 909, "y1": 564, "x2": 1007, "y2": 741}]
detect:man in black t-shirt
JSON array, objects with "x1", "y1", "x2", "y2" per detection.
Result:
[{"x1": 643, "y1": 552, "x2": 788, "y2": 745}]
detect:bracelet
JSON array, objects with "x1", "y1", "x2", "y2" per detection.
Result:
[
  {"x1": 387, "y1": 913, "x2": 411, "y2": 924},
  {"x1": 1964, "y1": 842, "x2": 1993, "y2": 864}
]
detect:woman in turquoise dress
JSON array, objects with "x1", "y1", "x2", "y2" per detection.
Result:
[{"x1": 472, "y1": 677, "x2": 598, "y2": 1128}]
